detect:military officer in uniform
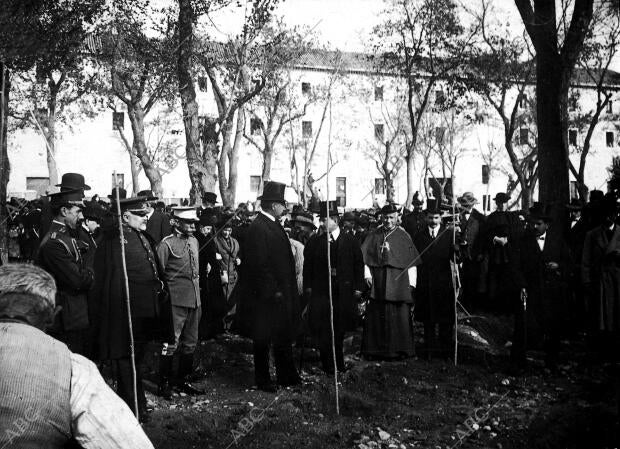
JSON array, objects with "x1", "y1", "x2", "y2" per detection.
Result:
[
  {"x1": 92, "y1": 197, "x2": 173, "y2": 421},
  {"x1": 37, "y1": 188, "x2": 94, "y2": 357},
  {"x1": 156, "y1": 207, "x2": 204, "y2": 397}
]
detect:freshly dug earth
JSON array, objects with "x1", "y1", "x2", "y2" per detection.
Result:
[{"x1": 142, "y1": 329, "x2": 619, "y2": 449}]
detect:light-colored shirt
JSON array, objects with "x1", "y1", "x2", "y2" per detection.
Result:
[
  {"x1": 330, "y1": 227, "x2": 341, "y2": 242},
  {"x1": 537, "y1": 232, "x2": 546, "y2": 251},
  {"x1": 364, "y1": 264, "x2": 417, "y2": 288},
  {"x1": 70, "y1": 353, "x2": 154, "y2": 448},
  {"x1": 428, "y1": 226, "x2": 439, "y2": 239}
]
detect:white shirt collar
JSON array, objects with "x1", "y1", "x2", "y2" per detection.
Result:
[
  {"x1": 428, "y1": 225, "x2": 439, "y2": 236},
  {"x1": 538, "y1": 232, "x2": 546, "y2": 240},
  {"x1": 259, "y1": 210, "x2": 276, "y2": 222},
  {"x1": 330, "y1": 227, "x2": 341, "y2": 241}
]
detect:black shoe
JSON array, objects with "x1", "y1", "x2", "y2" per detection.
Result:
[
  {"x1": 175, "y1": 381, "x2": 206, "y2": 395},
  {"x1": 256, "y1": 382, "x2": 278, "y2": 393}
]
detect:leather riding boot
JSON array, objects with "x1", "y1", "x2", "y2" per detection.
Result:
[{"x1": 157, "y1": 355, "x2": 174, "y2": 400}]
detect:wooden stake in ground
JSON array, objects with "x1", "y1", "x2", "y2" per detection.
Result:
[
  {"x1": 114, "y1": 173, "x2": 139, "y2": 419},
  {"x1": 452, "y1": 199, "x2": 460, "y2": 366}
]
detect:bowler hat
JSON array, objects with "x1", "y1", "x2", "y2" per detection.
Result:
[
  {"x1": 258, "y1": 181, "x2": 287, "y2": 204},
  {"x1": 47, "y1": 189, "x2": 84, "y2": 207},
  {"x1": 56, "y1": 173, "x2": 90, "y2": 191},
  {"x1": 493, "y1": 192, "x2": 510, "y2": 204},
  {"x1": 528, "y1": 202, "x2": 551, "y2": 221},
  {"x1": 203, "y1": 192, "x2": 218, "y2": 204},
  {"x1": 380, "y1": 203, "x2": 400, "y2": 215},
  {"x1": 319, "y1": 201, "x2": 339, "y2": 217}
]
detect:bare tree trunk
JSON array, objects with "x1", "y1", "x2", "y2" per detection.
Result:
[
  {"x1": 261, "y1": 139, "x2": 274, "y2": 193},
  {"x1": 218, "y1": 107, "x2": 244, "y2": 207},
  {"x1": 127, "y1": 105, "x2": 163, "y2": 196},
  {"x1": 46, "y1": 94, "x2": 58, "y2": 187},
  {"x1": 129, "y1": 152, "x2": 141, "y2": 195},
  {"x1": 177, "y1": 0, "x2": 213, "y2": 204},
  {"x1": 0, "y1": 65, "x2": 10, "y2": 264}
]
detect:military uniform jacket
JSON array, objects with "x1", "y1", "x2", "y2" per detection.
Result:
[
  {"x1": 157, "y1": 232, "x2": 200, "y2": 308},
  {"x1": 37, "y1": 221, "x2": 94, "y2": 332}
]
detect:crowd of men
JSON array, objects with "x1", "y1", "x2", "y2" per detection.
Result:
[{"x1": 1, "y1": 171, "x2": 619, "y2": 447}]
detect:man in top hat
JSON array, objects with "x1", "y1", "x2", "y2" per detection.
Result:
[
  {"x1": 237, "y1": 181, "x2": 301, "y2": 391},
  {"x1": 37, "y1": 189, "x2": 94, "y2": 357},
  {"x1": 156, "y1": 207, "x2": 204, "y2": 397},
  {"x1": 137, "y1": 190, "x2": 171, "y2": 244},
  {"x1": 92, "y1": 197, "x2": 173, "y2": 420},
  {"x1": 402, "y1": 191, "x2": 426, "y2": 241},
  {"x1": 517, "y1": 203, "x2": 570, "y2": 367},
  {"x1": 582, "y1": 193, "x2": 620, "y2": 357},
  {"x1": 290, "y1": 210, "x2": 316, "y2": 245},
  {"x1": 480, "y1": 192, "x2": 522, "y2": 314},
  {"x1": 304, "y1": 201, "x2": 364, "y2": 373},
  {"x1": 361, "y1": 203, "x2": 420, "y2": 359},
  {"x1": 413, "y1": 199, "x2": 458, "y2": 359},
  {"x1": 457, "y1": 192, "x2": 486, "y2": 311}
]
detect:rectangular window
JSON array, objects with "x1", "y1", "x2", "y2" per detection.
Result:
[
  {"x1": 112, "y1": 112, "x2": 124, "y2": 130},
  {"x1": 435, "y1": 127, "x2": 446, "y2": 144},
  {"x1": 302, "y1": 121, "x2": 312, "y2": 139},
  {"x1": 250, "y1": 118, "x2": 262, "y2": 136},
  {"x1": 374, "y1": 178, "x2": 385, "y2": 195},
  {"x1": 607, "y1": 100, "x2": 613, "y2": 114},
  {"x1": 374, "y1": 85, "x2": 383, "y2": 101},
  {"x1": 519, "y1": 128, "x2": 529, "y2": 146},
  {"x1": 336, "y1": 177, "x2": 346, "y2": 207},
  {"x1": 482, "y1": 165, "x2": 489, "y2": 184},
  {"x1": 112, "y1": 173, "x2": 124, "y2": 189},
  {"x1": 569, "y1": 129, "x2": 578, "y2": 146},
  {"x1": 607, "y1": 131, "x2": 615, "y2": 148},
  {"x1": 250, "y1": 176, "x2": 261, "y2": 193},
  {"x1": 374, "y1": 124, "x2": 384, "y2": 141},
  {"x1": 301, "y1": 82, "x2": 311, "y2": 95}
]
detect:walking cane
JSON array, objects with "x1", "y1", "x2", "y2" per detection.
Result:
[{"x1": 114, "y1": 172, "x2": 139, "y2": 420}]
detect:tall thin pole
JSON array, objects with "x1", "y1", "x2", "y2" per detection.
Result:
[
  {"x1": 452, "y1": 197, "x2": 459, "y2": 366},
  {"x1": 114, "y1": 172, "x2": 139, "y2": 419},
  {"x1": 326, "y1": 96, "x2": 339, "y2": 415}
]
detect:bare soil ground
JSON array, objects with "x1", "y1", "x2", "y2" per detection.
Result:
[{"x1": 141, "y1": 326, "x2": 619, "y2": 449}]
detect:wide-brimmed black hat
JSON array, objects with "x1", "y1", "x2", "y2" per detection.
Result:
[
  {"x1": 259, "y1": 181, "x2": 287, "y2": 204},
  {"x1": 319, "y1": 201, "x2": 339, "y2": 217},
  {"x1": 108, "y1": 187, "x2": 127, "y2": 201},
  {"x1": 494, "y1": 192, "x2": 510, "y2": 204},
  {"x1": 203, "y1": 192, "x2": 218, "y2": 204},
  {"x1": 528, "y1": 202, "x2": 552, "y2": 221},
  {"x1": 291, "y1": 211, "x2": 316, "y2": 229},
  {"x1": 47, "y1": 189, "x2": 84, "y2": 207},
  {"x1": 56, "y1": 173, "x2": 90, "y2": 191},
  {"x1": 380, "y1": 203, "x2": 400, "y2": 215}
]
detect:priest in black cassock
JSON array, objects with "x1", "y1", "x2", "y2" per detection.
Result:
[{"x1": 361, "y1": 203, "x2": 420, "y2": 359}]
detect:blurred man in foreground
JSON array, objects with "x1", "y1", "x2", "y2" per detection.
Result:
[{"x1": 0, "y1": 263, "x2": 153, "y2": 448}]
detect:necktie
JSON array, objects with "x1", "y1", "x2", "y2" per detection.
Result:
[
  {"x1": 329, "y1": 233, "x2": 335, "y2": 243},
  {"x1": 538, "y1": 236, "x2": 545, "y2": 241}
]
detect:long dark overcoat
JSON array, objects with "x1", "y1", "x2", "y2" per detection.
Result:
[
  {"x1": 303, "y1": 231, "x2": 364, "y2": 337},
  {"x1": 414, "y1": 226, "x2": 455, "y2": 324},
  {"x1": 518, "y1": 229, "x2": 571, "y2": 339},
  {"x1": 582, "y1": 225, "x2": 620, "y2": 332},
  {"x1": 236, "y1": 213, "x2": 301, "y2": 341}
]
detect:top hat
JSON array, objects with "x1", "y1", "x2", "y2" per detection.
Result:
[
  {"x1": 528, "y1": 202, "x2": 552, "y2": 221},
  {"x1": 411, "y1": 191, "x2": 424, "y2": 207},
  {"x1": 108, "y1": 187, "x2": 127, "y2": 201},
  {"x1": 47, "y1": 189, "x2": 85, "y2": 207},
  {"x1": 291, "y1": 211, "x2": 316, "y2": 229},
  {"x1": 171, "y1": 206, "x2": 199, "y2": 222},
  {"x1": 424, "y1": 198, "x2": 442, "y2": 214},
  {"x1": 493, "y1": 192, "x2": 510, "y2": 204},
  {"x1": 56, "y1": 173, "x2": 90, "y2": 191},
  {"x1": 258, "y1": 182, "x2": 287, "y2": 204},
  {"x1": 380, "y1": 203, "x2": 400, "y2": 215},
  {"x1": 458, "y1": 192, "x2": 478, "y2": 207},
  {"x1": 590, "y1": 190, "x2": 604, "y2": 203},
  {"x1": 137, "y1": 190, "x2": 158, "y2": 202},
  {"x1": 319, "y1": 201, "x2": 340, "y2": 218},
  {"x1": 566, "y1": 198, "x2": 584, "y2": 210},
  {"x1": 203, "y1": 192, "x2": 218, "y2": 204}
]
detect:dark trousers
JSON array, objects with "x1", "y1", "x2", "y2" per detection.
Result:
[
  {"x1": 319, "y1": 331, "x2": 345, "y2": 373},
  {"x1": 114, "y1": 341, "x2": 147, "y2": 416},
  {"x1": 423, "y1": 322, "x2": 453, "y2": 356},
  {"x1": 461, "y1": 259, "x2": 481, "y2": 311},
  {"x1": 253, "y1": 339, "x2": 299, "y2": 386},
  {"x1": 511, "y1": 300, "x2": 527, "y2": 363}
]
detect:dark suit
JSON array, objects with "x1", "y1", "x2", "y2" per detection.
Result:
[
  {"x1": 145, "y1": 210, "x2": 172, "y2": 244},
  {"x1": 459, "y1": 209, "x2": 485, "y2": 310},
  {"x1": 237, "y1": 212, "x2": 301, "y2": 386},
  {"x1": 568, "y1": 217, "x2": 589, "y2": 328},
  {"x1": 518, "y1": 229, "x2": 570, "y2": 363},
  {"x1": 414, "y1": 226, "x2": 456, "y2": 355},
  {"x1": 402, "y1": 210, "x2": 425, "y2": 241},
  {"x1": 303, "y1": 230, "x2": 364, "y2": 372}
]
